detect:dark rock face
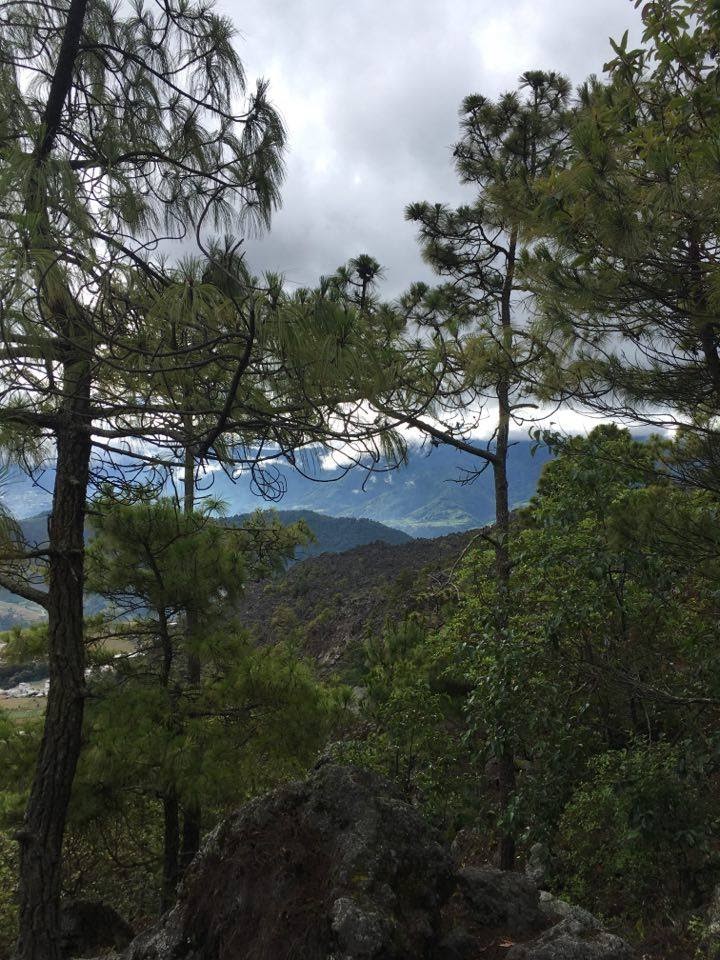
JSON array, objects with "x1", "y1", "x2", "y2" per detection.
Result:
[
  {"x1": 124, "y1": 764, "x2": 453, "y2": 960},
  {"x1": 524, "y1": 843, "x2": 550, "y2": 888},
  {"x1": 60, "y1": 900, "x2": 134, "y2": 959},
  {"x1": 121, "y1": 764, "x2": 634, "y2": 960},
  {"x1": 457, "y1": 867, "x2": 544, "y2": 935},
  {"x1": 506, "y1": 915, "x2": 634, "y2": 960}
]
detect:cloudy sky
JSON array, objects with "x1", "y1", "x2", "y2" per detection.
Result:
[{"x1": 217, "y1": 0, "x2": 644, "y2": 296}]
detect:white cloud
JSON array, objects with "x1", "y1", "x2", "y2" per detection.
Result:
[
  {"x1": 319, "y1": 448, "x2": 357, "y2": 471},
  {"x1": 471, "y1": 6, "x2": 543, "y2": 80},
  {"x1": 215, "y1": 0, "x2": 644, "y2": 295}
]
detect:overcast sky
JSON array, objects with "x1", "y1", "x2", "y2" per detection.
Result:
[{"x1": 216, "y1": 0, "x2": 644, "y2": 296}]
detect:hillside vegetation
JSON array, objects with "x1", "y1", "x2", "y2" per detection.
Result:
[
  {"x1": 2, "y1": 4, "x2": 720, "y2": 960},
  {"x1": 239, "y1": 528, "x2": 477, "y2": 669}
]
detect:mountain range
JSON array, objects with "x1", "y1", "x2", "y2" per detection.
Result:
[
  {"x1": 3, "y1": 439, "x2": 553, "y2": 538},
  {"x1": 0, "y1": 510, "x2": 413, "y2": 630},
  {"x1": 0, "y1": 439, "x2": 554, "y2": 629}
]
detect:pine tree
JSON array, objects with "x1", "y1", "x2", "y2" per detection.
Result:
[
  {"x1": 84, "y1": 497, "x2": 312, "y2": 910},
  {"x1": 390, "y1": 72, "x2": 572, "y2": 867},
  {"x1": 525, "y1": 3, "x2": 720, "y2": 475},
  {"x1": 0, "y1": 2, "x2": 285, "y2": 954}
]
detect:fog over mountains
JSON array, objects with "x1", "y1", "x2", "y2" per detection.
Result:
[{"x1": 4, "y1": 440, "x2": 553, "y2": 538}]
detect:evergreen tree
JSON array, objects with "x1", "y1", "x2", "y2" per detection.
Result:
[
  {"x1": 525, "y1": 2, "x2": 720, "y2": 481},
  {"x1": 0, "y1": 2, "x2": 285, "y2": 954},
  {"x1": 84, "y1": 497, "x2": 315, "y2": 909},
  {"x1": 134, "y1": 244, "x2": 408, "y2": 872},
  {"x1": 389, "y1": 71, "x2": 572, "y2": 867},
  {"x1": 0, "y1": 0, "x2": 411, "y2": 942}
]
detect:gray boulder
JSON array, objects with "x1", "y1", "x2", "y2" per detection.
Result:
[
  {"x1": 119, "y1": 763, "x2": 634, "y2": 960},
  {"x1": 123, "y1": 763, "x2": 453, "y2": 960},
  {"x1": 525, "y1": 843, "x2": 551, "y2": 888},
  {"x1": 60, "y1": 900, "x2": 133, "y2": 959},
  {"x1": 538, "y1": 890, "x2": 598, "y2": 928},
  {"x1": 437, "y1": 868, "x2": 633, "y2": 960},
  {"x1": 457, "y1": 866, "x2": 544, "y2": 935},
  {"x1": 506, "y1": 913, "x2": 634, "y2": 960}
]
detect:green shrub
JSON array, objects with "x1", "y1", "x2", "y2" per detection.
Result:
[
  {"x1": 0, "y1": 831, "x2": 18, "y2": 958},
  {"x1": 554, "y1": 740, "x2": 718, "y2": 922},
  {"x1": 335, "y1": 618, "x2": 477, "y2": 830}
]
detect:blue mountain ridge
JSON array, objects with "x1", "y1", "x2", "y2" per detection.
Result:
[{"x1": 3, "y1": 440, "x2": 553, "y2": 537}]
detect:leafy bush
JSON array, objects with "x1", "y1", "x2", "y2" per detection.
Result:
[
  {"x1": 554, "y1": 740, "x2": 718, "y2": 922},
  {"x1": 0, "y1": 831, "x2": 17, "y2": 958},
  {"x1": 335, "y1": 617, "x2": 477, "y2": 829}
]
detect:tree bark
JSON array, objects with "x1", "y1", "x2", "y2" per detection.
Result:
[
  {"x1": 179, "y1": 446, "x2": 202, "y2": 873},
  {"x1": 688, "y1": 235, "x2": 720, "y2": 397},
  {"x1": 17, "y1": 2, "x2": 92, "y2": 949},
  {"x1": 179, "y1": 807, "x2": 201, "y2": 875},
  {"x1": 492, "y1": 386, "x2": 517, "y2": 871},
  {"x1": 36, "y1": 0, "x2": 89, "y2": 160},
  {"x1": 495, "y1": 750, "x2": 517, "y2": 871},
  {"x1": 161, "y1": 792, "x2": 180, "y2": 913},
  {"x1": 157, "y1": 607, "x2": 183, "y2": 911},
  {"x1": 16, "y1": 395, "x2": 91, "y2": 960},
  {"x1": 491, "y1": 228, "x2": 517, "y2": 871}
]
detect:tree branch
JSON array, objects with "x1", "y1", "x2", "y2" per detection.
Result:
[
  {"x1": 36, "y1": 0, "x2": 89, "y2": 160},
  {"x1": 376, "y1": 405, "x2": 498, "y2": 463},
  {"x1": 0, "y1": 574, "x2": 49, "y2": 610}
]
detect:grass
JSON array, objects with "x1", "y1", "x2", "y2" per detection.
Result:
[
  {"x1": 0, "y1": 633, "x2": 139, "y2": 724},
  {"x1": 0, "y1": 695, "x2": 45, "y2": 720}
]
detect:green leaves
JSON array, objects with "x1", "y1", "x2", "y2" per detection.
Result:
[
  {"x1": 525, "y1": 0, "x2": 720, "y2": 441},
  {"x1": 555, "y1": 740, "x2": 715, "y2": 920}
]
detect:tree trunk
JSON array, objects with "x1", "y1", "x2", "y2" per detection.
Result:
[
  {"x1": 17, "y1": 2, "x2": 92, "y2": 949},
  {"x1": 179, "y1": 447, "x2": 202, "y2": 872},
  {"x1": 16, "y1": 412, "x2": 91, "y2": 960},
  {"x1": 491, "y1": 230, "x2": 517, "y2": 871},
  {"x1": 179, "y1": 808, "x2": 201, "y2": 874},
  {"x1": 161, "y1": 791, "x2": 180, "y2": 912},
  {"x1": 688, "y1": 234, "x2": 720, "y2": 397},
  {"x1": 495, "y1": 750, "x2": 517, "y2": 871},
  {"x1": 157, "y1": 608, "x2": 183, "y2": 911},
  {"x1": 492, "y1": 384, "x2": 516, "y2": 871}
]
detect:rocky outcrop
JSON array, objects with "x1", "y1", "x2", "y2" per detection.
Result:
[
  {"x1": 121, "y1": 764, "x2": 633, "y2": 960},
  {"x1": 457, "y1": 867, "x2": 544, "y2": 935},
  {"x1": 124, "y1": 763, "x2": 453, "y2": 960},
  {"x1": 524, "y1": 842, "x2": 551, "y2": 888},
  {"x1": 60, "y1": 900, "x2": 134, "y2": 959},
  {"x1": 507, "y1": 912, "x2": 633, "y2": 960}
]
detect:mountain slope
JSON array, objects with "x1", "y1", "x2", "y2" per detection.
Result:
[
  {"x1": 3, "y1": 441, "x2": 552, "y2": 536},
  {"x1": 226, "y1": 510, "x2": 411, "y2": 559},
  {"x1": 0, "y1": 511, "x2": 412, "y2": 630},
  {"x1": 238, "y1": 528, "x2": 479, "y2": 670},
  {"x1": 192, "y1": 440, "x2": 553, "y2": 537}
]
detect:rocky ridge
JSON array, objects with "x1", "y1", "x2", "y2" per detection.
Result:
[{"x1": 111, "y1": 764, "x2": 632, "y2": 960}]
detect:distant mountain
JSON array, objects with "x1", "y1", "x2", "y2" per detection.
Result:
[
  {"x1": 3, "y1": 466, "x2": 55, "y2": 520},
  {"x1": 5, "y1": 443, "x2": 547, "y2": 539},
  {"x1": 13, "y1": 509, "x2": 410, "y2": 556},
  {"x1": 183, "y1": 440, "x2": 553, "y2": 538},
  {"x1": 226, "y1": 510, "x2": 412, "y2": 560},
  {"x1": 2, "y1": 440, "x2": 553, "y2": 537},
  {"x1": 0, "y1": 510, "x2": 412, "y2": 631}
]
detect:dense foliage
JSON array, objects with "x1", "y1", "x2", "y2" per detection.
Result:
[
  {"x1": 3, "y1": 1, "x2": 720, "y2": 958},
  {"x1": 337, "y1": 426, "x2": 720, "y2": 949}
]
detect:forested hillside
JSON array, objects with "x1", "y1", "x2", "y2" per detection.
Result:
[
  {"x1": 0, "y1": 511, "x2": 411, "y2": 630},
  {"x1": 2, "y1": 2, "x2": 720, "y2": 960},
  {"x1": 239, "y1": 528, "x2": 477, "y2": 668},
  {"x1": 3, "y1": 442, "x2": 551, "y2": 537},
  {"x1": 228, "y1": 510, "x2": 412, "y2": 558}
]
